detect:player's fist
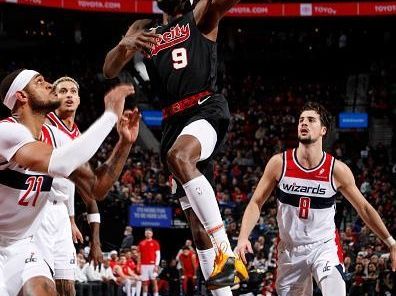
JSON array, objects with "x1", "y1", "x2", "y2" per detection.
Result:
[
  {"x1": 104, "y1": 84, "x2": 134, "y2": 119},
  {"x1": 235, "y1": 238, "x2": 253, "y2": 265}
]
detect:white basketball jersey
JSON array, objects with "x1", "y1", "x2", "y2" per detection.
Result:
[
  {"x1": 276, "y1": 148, "x2": 338, "y2": 246},
  {"x1": 45, "y1": 112, "x2": 77, "y2": 203},
  {"x1": 0, "y1": 118, "x2": 55, "y2": 242}
]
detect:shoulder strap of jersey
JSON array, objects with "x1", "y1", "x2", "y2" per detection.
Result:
[
  {"x1": 40, "y1": 124, "x2": 57, "y2": 148},
  {"x1": 279, "y1": 150, "x2": 289, "y2": 182},
  {"x1": 329, "y1": 154, "x2": 337, "y2": 192},
  {"x1": 0, "y1": 117, "x2": 17, "y2": 123}
]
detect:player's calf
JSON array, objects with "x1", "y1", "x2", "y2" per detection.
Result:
[
  {"x1": 55, "y1": 279, "x2": 76, "y2": 296},
  {"x1": 184, "y1": 208, "x2": 212, "y2": 250}
]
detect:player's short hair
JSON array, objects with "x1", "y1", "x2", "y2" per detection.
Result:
[
  {"x1": 0, "y1": 69, "x2": 25, "y2": 104},
  {"x1": 300, "y1": 102, "x2": 332, "y2": 132},
  {"x1": 53, "y1": 76, "x2": 80, "y2": 91},
  {"x1": 145, "y1": 227, "x2": 153, "y2": 232}
]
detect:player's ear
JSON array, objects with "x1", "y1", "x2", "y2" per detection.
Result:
[
  {"x1": 15, "y1": 90, "x2": 29, "y2": 104},
  {"x1": 321, "y1": 126, "x2": 327, "y2": 137}
]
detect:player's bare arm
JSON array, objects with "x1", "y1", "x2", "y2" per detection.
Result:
[
  {"x1": 77, "y1": 192, "x2": 103, "y2": 265},
  {"x1": 69, "y1": 109, "x2": 140, "y2": 201},
  {"x1": 235, "y1": 153, "x2": 282, "y2": 264},
  {"x1": 334, "y1": 159, "x2": 396, "y2": 271},
  {"x1": 194, "y1": 0, "x2": 240, "y2": 40},
  {"x1": 103, "y1": 19, "x2": 158, "y2": 79}
]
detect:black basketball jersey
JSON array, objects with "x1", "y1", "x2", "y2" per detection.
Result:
[{"x1": 144, "y1": 11, "x2": 217, "y2": 108}]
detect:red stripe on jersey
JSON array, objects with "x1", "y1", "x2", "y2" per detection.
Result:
[
  {"x1": 335, "y1": 230, "x2": 344, "y2": 264},
  {"x1": 284, "y1": 149, "x2": 334, "y2": 182},
  {"x1": 40, "y1": 126, "x2": 55, "y2": 147},
  {"x1": 0, "y1": 117, "x2": 17, "y2": 123},
  {"x1": 46, "y1": 112, "x2": 80, "y2": 140}
]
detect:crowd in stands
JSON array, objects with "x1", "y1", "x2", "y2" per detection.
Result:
[{"x1": 1, "y1": 5, "x2": 395, "y2": 295}]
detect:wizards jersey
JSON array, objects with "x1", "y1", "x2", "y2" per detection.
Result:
[{"x1": 276, "y1": 149, "x2": 337, "y2": 246}]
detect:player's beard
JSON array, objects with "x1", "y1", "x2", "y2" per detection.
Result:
[
  {"x1": 29, "y1": 93, "x2": 61, "y2": 115},
  {"x1": 298, "y1": 135, "x2": 316, "y2": 144}
]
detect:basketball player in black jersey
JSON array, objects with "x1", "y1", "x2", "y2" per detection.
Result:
[{"x1": 103, "y1": 0, "x2": 248, "y2": 292}]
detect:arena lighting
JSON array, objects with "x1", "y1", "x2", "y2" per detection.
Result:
[{"x1": 3, "y1": 1, "x2": 396, "y2": 17}]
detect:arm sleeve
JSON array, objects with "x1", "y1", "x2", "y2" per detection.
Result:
[
  {"x1": 48, "y1": 111, "x2": 117, "y2": 177},
  {"x1": 0, "y1": 122, "x2": 36, "y2": 161},
  {"x1": 155, "y1": 250, "x2": 161, "y2": 266}
]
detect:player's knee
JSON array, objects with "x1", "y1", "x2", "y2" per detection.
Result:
[{"x1": 167, "y1": 148, "x2": 195, "y2": 174}]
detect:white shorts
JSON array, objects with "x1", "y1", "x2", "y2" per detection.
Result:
[
  {"x1": 177, "y1": 119, "x2": 217, "y2": 161},
  {"x1": 35, "y1": 200, "x2": 76, "y2": 280},
  {"x1": 276, "y1": 237, "x2": 344, "y2": 296},
  {"x1": 0, "y1": 236, "x2": 53, "y2": 296},
  {"x1": 140, "y1": 265, "x2": 157, "y2": 281}
]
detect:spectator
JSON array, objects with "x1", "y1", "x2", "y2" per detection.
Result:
[
  {"x1": 178, "y1": 246, "x2": 197, "y2": 296},
  {"x1": 109, "y1": 250, "x2": 118, "y2": 270},
  {"x1": 121, "y1": 226, "x2": 134, "y2": 250},
  {"x1": 138, "y1": 228, "x2": 161, "y2": 296},
  {"x1": 100, "y1": 258, "x2": 117, "y2": 296}
]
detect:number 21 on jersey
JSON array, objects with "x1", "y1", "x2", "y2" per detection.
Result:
[
  {"x1": 172, "y1": 48, "x2": 188, "y2": 69},
  {"x1": 298, "y1": 197, "x2": 311, "y2": 219},
  {"x1": 18, "y1": 176, "x2": 44, "y2": 207}
]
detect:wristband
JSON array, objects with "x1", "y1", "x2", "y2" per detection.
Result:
[
  {"x1": 87, "y1": 213, "x2": 101, "y2": 224},
  {"x1": 384, "y1": 236, "x2": 396, "y2": 247}
]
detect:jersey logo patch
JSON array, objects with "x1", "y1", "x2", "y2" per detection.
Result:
[
  {"x1": 151, "y1": 24, "x2": 191, "y2": 56},
  {"x1": 197, "y1": 96, "x2": 210, "y2": 105}
]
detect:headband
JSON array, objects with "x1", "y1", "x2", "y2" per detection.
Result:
[{"x1": 3, "y1": 69, "x2": 39, "y2": 110}]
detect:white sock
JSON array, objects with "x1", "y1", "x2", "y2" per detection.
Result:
[
  {"x1": 131, "y1": 287, "x2": 136, "y2": 296},
  {"x1": 153, "y1": 293, "x2": 159, "y2": 296},
  {"x1": 125, "y1": 279, "x2": 132, "y2": 296},
  {"x1": 183, "y1": 175, "x2": 234, "y2": 256},
  {"x1": 142, "y1": 292, "x2": 147, "y2": 296},
  {"x1": 136, "y1": 281, "x2": 142, "y2": 296},
  {"x1": 197, "y1": 248, "x2": 233, "y2": 296}
]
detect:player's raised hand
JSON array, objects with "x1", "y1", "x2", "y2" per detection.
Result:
[
  {"x1": 235, "y1": 238, "x2": 253, "y2": 265},
  {"x1": 104, "y1": 84, "x2": 134, "y2": 119},
  {"x1": 119, "y1": 19, "x2": 159, "y2": 52},
  {"x1": 117, "y1": 108, "x2": 141, "y2": 144}
]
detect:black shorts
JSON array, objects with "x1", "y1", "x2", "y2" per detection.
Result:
[{"x1": 160, "y1": 94, "x2": 230, "y2": 198}]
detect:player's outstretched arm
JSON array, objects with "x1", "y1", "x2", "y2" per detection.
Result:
[
  {"x1": 103, "y1": 19, "x2": 158, "y2": 79},
  {"x1": 11, "y1": 85, "x2": 133, "y2": 177},
  {"x1": 209, "y1": 0, "x2": 241, "y2": 19},
  {"x1": 69, "y1": 108, "x2": 140, "y2": 201},
  {"x1": 335, "y1": 160, "x2": 396, "y2": 271},
  {"x1": 193, "y1": 0, "x2": 240, "y2": 41},
  {"x1": 235, "y1": 153, "x2": 282, "y2": 264}
]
